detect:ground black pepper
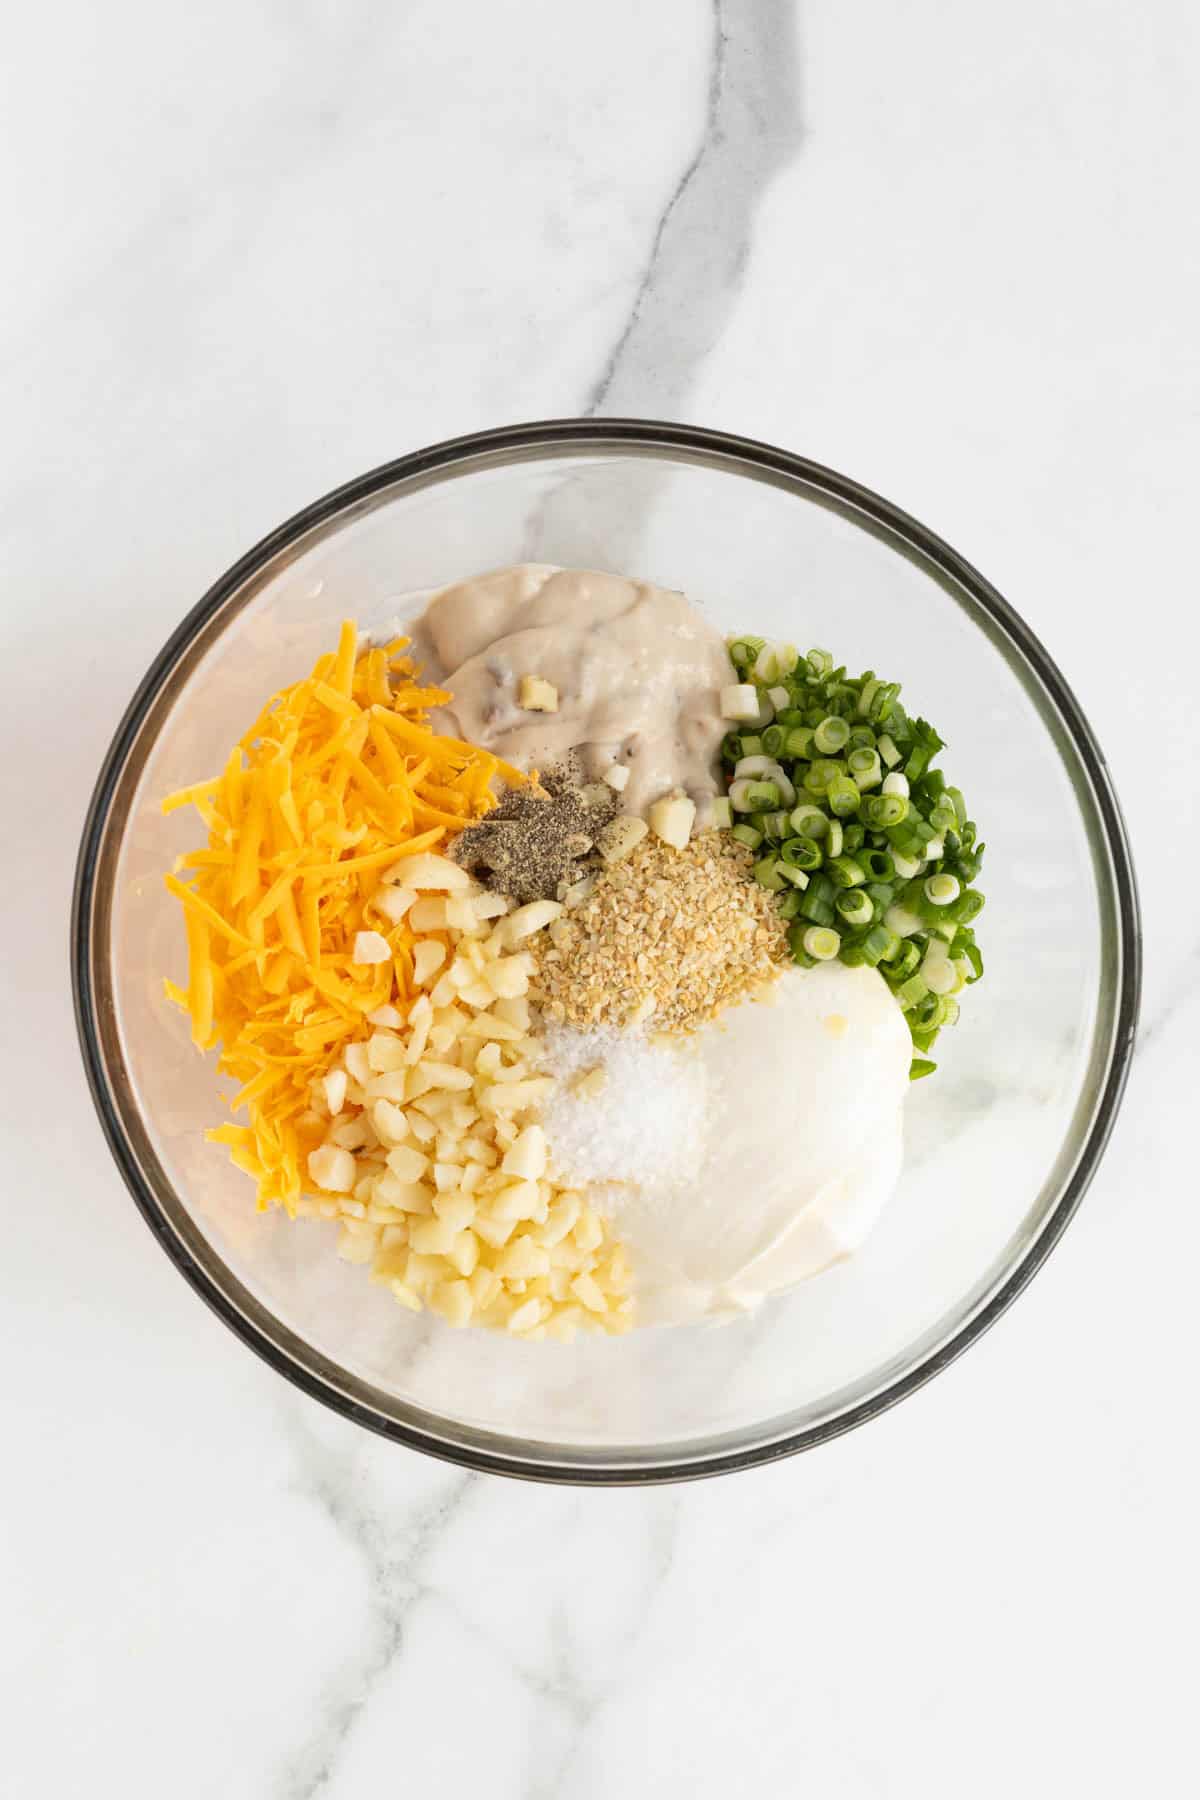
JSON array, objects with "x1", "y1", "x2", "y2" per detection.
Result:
[{"x1": 452, "y1": 756, "x2": 619, "y2": 903}]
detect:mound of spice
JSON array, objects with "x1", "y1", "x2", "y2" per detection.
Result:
[
  {"x1": 450, "y1": 755, "x2": 618, "y2": 903},
  {"x1": 530, "y1": 831, "x2": 789, "y2": 1035}
]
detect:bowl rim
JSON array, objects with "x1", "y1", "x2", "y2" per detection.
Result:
[{"x1": 71, "y1": 416, "x2": 1142, "y2": 1485}]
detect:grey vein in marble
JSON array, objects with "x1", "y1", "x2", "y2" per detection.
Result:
[
  {"x1": 586, "y1": 0, "x2": 803, "y2": 417},
  {"x1": 274, "y1": 1412, "x2": 477, "y2": 1800}
]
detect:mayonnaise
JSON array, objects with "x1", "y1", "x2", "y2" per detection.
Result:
[{"x1": 411, "y1": 564, "x2": 730, "y2": 825}]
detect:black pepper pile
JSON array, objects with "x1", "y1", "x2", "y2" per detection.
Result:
[{"x1": 451, "y1": 756, "x2": 618, "y2": 903}]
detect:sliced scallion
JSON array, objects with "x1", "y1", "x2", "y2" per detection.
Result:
[
  {"x1": 803, "y1": 926, "x2": 841, "y2": 961},
  {"x1": 924, "y1": 873, "x2": 960, "y2": 906},
  {"x1": 835, "y1": 889, "x2": 873, "y2": 926},
  {"x1": 730, "y1": 822, "x2": 763, "y2": 850}
]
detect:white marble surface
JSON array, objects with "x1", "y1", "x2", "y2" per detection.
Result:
[{"x1": 2, "y1": 3, "x2": 1196, "y2": 1793}]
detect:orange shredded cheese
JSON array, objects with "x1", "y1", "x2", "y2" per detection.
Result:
[{"x1": 162, "y1": 620, "x2": 521, "y2": 1213}]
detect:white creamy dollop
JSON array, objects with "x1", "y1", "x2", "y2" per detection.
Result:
[
  {"x1": 583, "y1": 963, "x2": 912, "y2": 1326},
  {"x1": 410, "y1": 563, "x2": 730, "y2": 825}
]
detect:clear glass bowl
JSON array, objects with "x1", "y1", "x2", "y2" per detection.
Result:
[{"x1": 72, "y1": 420, "x2": 1140, "y2": 1483}]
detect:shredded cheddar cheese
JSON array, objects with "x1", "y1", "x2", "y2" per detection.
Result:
[{"x1": 163, "y1": 621, "x2": 521, "y2": 1213}]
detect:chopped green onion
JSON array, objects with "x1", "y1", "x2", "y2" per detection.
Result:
[
  {"x1": 860, "y1": 848, "x2": 894, "y2": 881},
  {"x1": 885, "y1": 903, "x2": 923, "y2": 939},
  {"x1": 863, "y1": 793, "x2": 908, "y2": 829},
  {"x1": 883, "y1": 940, "x2": 921, "y2": 981},
  {"x1": 798, "y1": 888, "x2": 837, "y2": 926},
  {"x1": 753, "y1": 856, "x2": 785, "y2": 891},
  {"x1": 804, "y1": 758, "x2": 844, "y2": 797},
  {"x1": 711, "y1": 796, "x2": 733, "y2": 829},
  {"x1": 814, "y1": 715, "x2": 851, "y2": 754},
  {"x1": 847, "y1": 747, "x2": 882, "y2": 789},
  {"x1": 909, "y1": 1058, "x2": 937, "y2": 1081},
  {"x1": 835, "y1": 889, "x2": 873, "y2": 926},
  {"x1": 924, "y1": 873, "x2": 960, "y2": 906},
  {"x1": 896, "y1": 973, "x2": 929, "y2": 1009},
  {"x1": 720, "y1": 636, "x2": 985, "y2": 1075},
  {"x1": 777, "y1": 863, "x2": 810, "y2": 890},
  {"x1": 862, "y1": 924, "x2": 900, "y2": 966},
  {"x1": 789, "y1": 803, "x2": 828, "y2": 838},
  {"x1": 826, "y1": 774, "x2": 861, "y2": 818},
  {"x1": 803, "y1": 926, "x2": 841, "y2": 961},
  {"x1": 780, "y1": 835, "x2": 823, "y2": 871},
  {"x1": 826, "y1": 855, "x2": 866, "y2": 889},
  {"x1": 728, "y1": 636, "x2": 765, "y2": 671}
]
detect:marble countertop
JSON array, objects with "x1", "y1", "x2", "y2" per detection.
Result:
[{"x1": 3, "y1": 3, "x2": 1195, "y2": 1794}]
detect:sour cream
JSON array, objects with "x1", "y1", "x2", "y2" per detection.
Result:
[{"x1": 608, "y1": 963, "x2": 912, "y2": 1325}]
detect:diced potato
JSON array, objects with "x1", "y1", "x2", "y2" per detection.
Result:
[
  {"x1": 433, "y1": 1191, "x2": 476, "y2": 1232},
  {"x1": 375, "y1": 885, "x2": 416, "y2": 925},
  {"x1": 448, "y1": 1229, "x2": 480, "y2": 1278},
  {"x1": 353, "y1": 930, "x2": 392, "y2": 965},
  {"x1": 488, "y1": 1180, "x2": 542, "y2": 1222},
  {"x1": 507, "y1": 1297, "x2": 546, "y2": 1333},
  {"x1": 648, "y1": 791, "x2": 696, "y2": 850},
  {"x1": 365, "y1": 1069, "x2": 408, "y2": 1103},
  {"x1": 431, "y1": 1278, "x2": 474, "y2": 1328},
  {"x1": 409, "y1": 896, "x2": 449, "y2": 933},
  {"x1": 570, "y1": 1272, "x2": 608, "y2": 1314},
  {"x1": 484, "y1": 958, "x2": 530, "y2": 1000},
  {"x1": 405, "y1": 1109, "x2": 437, "y2": 1144},
  {"x1": 385, "y1": 1143, "x2": 429, "y2": 1183},
  {"x1": 408, "y1": 1216, "x2": 459, "y2": 1256},
  {"x1": 492, "y1": 995, "x2": 531, "y2": 1032},
  {"x1": 603, "y1": 763, "x2": 630, "y2": 792},
  {"x1": 403, "y1": 1251, "x2": 443, "y2": 1292},
  {"x1": 307, "y1": 1145, "x2": 356, "y2": 1192},
  {"x1": 495, "y1": 1238, "x2": 551, "y2": 1280},
  {"x1": 337, "y1": 1226, "x2": 377, "y2": 1265},
  {"x1": 385, "y1": 852, "x2": 472, "y2": 891},
  {"x1": 472, "y1": 891, "x2": 510, "y2": 921},
  {"x1": 501, "y1": 1124, "x2": 547, "y2": 1180},
  {"x1": 473, "y1": 1212, "x2": 516, "y2": 1250},
  {"x1": 412, "y1": 940, "x2": 447, "y2": 986},
  {"x1": 573, "y1": 1209, "x2": 604, "y2": 1253},
  {"x1": 468, "y1": 1266, "x2": 502, "y2": 1310},
  {"x1": 330, "y1": 1117, "x2": 370, "y2": 1151},
  {"x1": 371, "y1": 1098, "x2": 409, "y2": 1146},
  {"x1": 518, "y1": 674, "x2": 558, "y2": 712},
  {"x1": 501, "y1": 900, "x2": 563, "y2": 945},
  {"x1": 367, "y1": 1031, "x2": 407, "y2": 1072},
  {"x1": 482, "y1": 1077, "x2": 555, "y2": 1113},
  {"x1": 388, "y1": 1280, "x2": 423, "y2": 1312},
  {"x1": 597, "y1": 815, "x2": 648, "y2": 864},
  {"x1": 373, "y1": 1173, "x2": 434, "y2": 1214},
  {"x1": 415, "y1": 1060, "x2": 474, "y2": 1091},
  {"x1": 536, "y1": 1195, "x2": 582, "y2": 1247}
]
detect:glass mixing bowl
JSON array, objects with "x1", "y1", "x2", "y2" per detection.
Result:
[{"x1": 72, "y1": 420, "x2": 1140, "y2": 1483}]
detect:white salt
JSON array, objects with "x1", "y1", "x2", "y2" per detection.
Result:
[{"x1": 540, "y1": 1026, "x2": 708, "y2": 1194}]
